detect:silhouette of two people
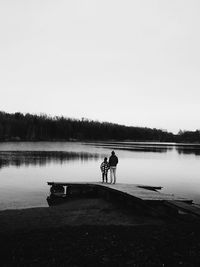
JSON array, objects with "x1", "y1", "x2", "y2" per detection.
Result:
[{"x1": 100, "y1": 151, "x2": 118, "y2": 184}]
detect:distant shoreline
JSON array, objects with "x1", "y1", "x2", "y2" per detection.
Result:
[
  {"x1": 1, "y1": 139, "x2": 200, "y2": 145},
  {"x1": 1, "y1": 111, "x2": 200, "y2": 143}
]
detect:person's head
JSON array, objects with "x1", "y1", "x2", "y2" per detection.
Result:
[
  {"x1": 104, "y1": 157, "x2": 107, "y2": 162},
  {"x1": 111, "y1": 151, "x2": 115, "y2": 155}
]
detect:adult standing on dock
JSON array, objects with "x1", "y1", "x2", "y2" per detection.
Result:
[{"x1": 109, "y1": 151, "x2": 118, "y2": 184}]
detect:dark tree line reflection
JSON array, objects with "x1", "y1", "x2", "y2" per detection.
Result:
[
  {"x1": 115, "y1": 146, "x2": 172, "y2": 153},
  {"x1": 176, "y1": 146, "x2": 200, "y2": 156},
  {"x1": 88, "y1": 143, "x2": 173, "y2": 153},
  {"x1": 0, "y1": 145, "x2": 200, "y2": 170},
  {"x1": 0, "y1": 151, "x2": 102, "y2": 169}
]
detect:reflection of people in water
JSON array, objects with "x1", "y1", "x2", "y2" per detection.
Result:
[
  {"x1": 100, "y1": 157, "x2": 110, "y2": 183},
  {"x1": 109, "y1": 151, "x2": 118, "y2": 184}
]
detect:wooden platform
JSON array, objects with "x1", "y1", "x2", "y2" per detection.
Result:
[
  {"x1": 100, "y1": 183, "x2": 193, "y2": 203},
  {"x1": 47, "y1": 182, "x2": 200, "y2": 217},
  {"x1": 47, "y1": 182, "x2": 192, "y2": 203}
]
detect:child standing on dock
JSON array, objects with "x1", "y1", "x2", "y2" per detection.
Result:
[{"x1": 100, "y1": 157, "x2": 110, "y2": 183}]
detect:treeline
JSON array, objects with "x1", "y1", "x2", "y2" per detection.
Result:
[
  {"x1": 0, "y1": 111, "x2": 199, "y2": 142},
  {"x1": 177, "y1": 130, "x2": 200, "y2": 143}
]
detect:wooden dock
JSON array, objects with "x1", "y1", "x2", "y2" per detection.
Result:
[
  {"x1": 99, "y1": 183, "x2": 192, "y2": 203},
  {"x1": 47, "y1": 182, "x2": 192, "y2": 202},
  {"x1": 47, "y1": 182, "x2": 200, "y2": 217}
]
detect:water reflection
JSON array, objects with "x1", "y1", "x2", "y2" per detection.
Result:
[
  {"x1": 87, "y1": 143, "x2": 173, "y2": 153},
  {"x1": 176, "y1": 146, "x2": 200, "y2": 156},
  {"x1": 112, "y1": 146, "x2": 171, "y2": 153},
  {"x1": 87, "y1": 141, "x2": 200, "y2": 156},
  {"x1": 1, "y1": 141, "x2": 200, "y2": 210},
  {"x1": 0, "y1": 151, "x2": 101, "y2": 169}
]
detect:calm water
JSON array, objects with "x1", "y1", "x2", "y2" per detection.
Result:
[{"x1": 0, "y1": 141, "x2": 200, "y2": 210}]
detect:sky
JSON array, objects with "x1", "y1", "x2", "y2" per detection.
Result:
[{"x1": 0, "y1": 0, "x2": 200, "y2": 133}]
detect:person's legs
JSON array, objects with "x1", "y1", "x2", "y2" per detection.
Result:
[
  {"x1": 113, "y1": 167, "x2": 117, "y2": 184},
  {"x1": 110, "y1": 168, "x2": 113, "y2": 184},
  {"x1": 105, "y1": 172, "x2": 108, "y2": 183},
  {"x1": 102, "y1": 172, "x2": 105, "y2": 183}
]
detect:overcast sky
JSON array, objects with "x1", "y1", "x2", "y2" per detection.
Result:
[{"x1": 0, "y1": 0, "x2": 200, "y2": 133}]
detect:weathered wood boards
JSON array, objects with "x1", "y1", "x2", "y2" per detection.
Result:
[
  {"x1": 47, "y1": 182, "x2": 192, "y2": 203},
  {"x1": 101, "y1": 183, "x2": 192, "y2": 203},
  {"x1": 47, "y1": 182, "x2": 200, "y2": 216}
]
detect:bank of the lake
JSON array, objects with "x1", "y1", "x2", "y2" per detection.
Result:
[{"x1": 1, "y1": 198, "x2": 200, "y2": 266}]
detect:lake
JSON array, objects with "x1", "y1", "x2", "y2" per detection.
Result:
[{"x1": 0, "y1": 141, "x2": 200, "y2": 210}]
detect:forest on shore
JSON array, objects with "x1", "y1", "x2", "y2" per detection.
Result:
[{"x1": 0, "y1": 111, "x2": 199, "y2": 143}]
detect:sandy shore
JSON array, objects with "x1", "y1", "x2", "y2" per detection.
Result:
[{"x1": 0, "y1": 198, "x2": 200, "y2": 266}]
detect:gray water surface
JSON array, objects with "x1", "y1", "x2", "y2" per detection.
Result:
[{"x1": 0, "y1": 141, "x2": 200, "y2": 210}]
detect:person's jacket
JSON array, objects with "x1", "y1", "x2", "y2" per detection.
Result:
[
  {"x1": 109, "y1": 155, "x2": 118, "y2": 167},
  {"x1": 100, "y1": 162, "x2": 110, "y2": 173}
]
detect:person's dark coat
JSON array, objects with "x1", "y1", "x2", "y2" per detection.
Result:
[{"x1": 109, "y1": 155, "x2": 118, "y2": 167}]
